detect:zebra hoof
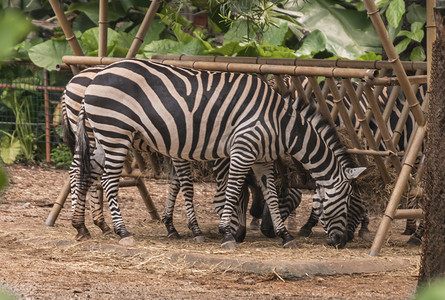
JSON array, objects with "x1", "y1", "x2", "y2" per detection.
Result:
[
  {"x1": 75, "y1": 231, "x2": 91, "y2": 242},
  {"x1": 298, "y1": 227, "x2": 312, "y2": 237},
  {"x1": 407, "y1": 234, "x2": 422, "y2": 245},
  {"x1": 119, "y1": 236, "x2": 136, "y2": 246},
  {"x1": 402, "y1": 228, "x2": 416, "y2": 236},
  {"x1": 167, "y1": 230, "x2": 181, "y2": 239},
  {"x1": 101, "y1": 226, "x2": 113, "y2": 236},
  {"x1": 221, "y1": 240, "x2": 237, "y2": 250},
  {"x1": 358, "y1": 229, "x2": 372, "y2": 241},
  {"x1": 283, "y1": 239, "x2": 298, "y2": 249},
  {"x1": 249, "y1": 218, "x2": 260, "y2": 231},
  {"x1": 193, "y1": 235, "x2": 206, "y2": 243}
]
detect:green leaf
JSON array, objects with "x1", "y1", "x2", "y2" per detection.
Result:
[
  {"x1": 406, "y1": 4, "x2": 426, "y2": 25},
  {"x1": 130, "y1": 19, "x2": 166, "y2": 46},
  {"x1": 298, "y1": 0, "x2": 381, "y2": 59},
  {"x1": 142, "y1": 40, "x2": 180, "y2": 58},
  {"x1": 296, "y1": 30, "x2": 327, "y2": 57},
  {"x1": 394, "y1": 38, "x2": 411, "y2": 54},
  {"x1": 175, "y1": 39, "x2": 207, "y2": 56},
  {"x1": 356, "y1": 52, "x2": 382, "y2": 61},
  {"x1": 261, "y1": 20, "x2": 288, "y2": 46},
  {"x1": 69, "y1": 2, "x2": 126, "y2": 25},
  {"x1": 386, "y1": 0, "x2": 405, "y2": 28},
  {"x1": 28, "y1": 39, "x2": 79, "y2": 71},
  {"x1": 223, "y1": 19, "x2": 255, "y2": 44},
  {"x1": 410, "y1": 46, "x2": 425, "y2": 61},
  {"x1": 207, "y1": 41, "x2": 245, "y2": 56},
  {"x1": 0, "y1": 10, "x2": 32, "y2": 60},
  {"x1": 0, "y1": 135, "x2": 21, "y2": 165}
]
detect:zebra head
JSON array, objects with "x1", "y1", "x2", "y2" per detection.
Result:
[{"x1": 317, "y1": 167, "x2": 366, "y2": 248}]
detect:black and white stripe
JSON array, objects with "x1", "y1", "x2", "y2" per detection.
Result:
[{"x1": 72, "y1": 59, "x2": 364, "y2": 248}]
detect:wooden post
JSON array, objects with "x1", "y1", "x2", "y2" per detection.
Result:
[
  {"x1": 126, "y1": 0, "x2": 162, "y2": 58},
  {"x1": 362, "y1": 0, "x2": 425, "y2": 127},
  {"x1": 369, "y1": 126, "x2": 426, "y2": 256},
  {"x1": 45, "y1": 177, "x2": 71, "y2": 226},
  {"x1": 98, "y1": 0, "x2": 108, "y2": 57}
]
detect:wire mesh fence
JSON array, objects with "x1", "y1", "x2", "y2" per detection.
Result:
[{"x1": 0, "y1": 62, "x2": 72, "y2": 165}]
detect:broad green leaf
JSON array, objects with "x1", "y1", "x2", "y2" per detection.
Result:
[
  {"x1": 396, "y1": 22, "x2": 424, "y2": 43},
  {"x1": 69, "y1": 2, "x2": 126, "y2": 25},
  {"x1": 0, "y1": 135, "x2": 21, "y2": 165},
  {"x1": 262, "y1": 20, "x2": 288, "y2": 46},
  {"x1": 407, "y1": 4, "x2": 426, "y2": 25},
  {"x1": 394, "y1": 38, "x2": 411, "y2": 54},
  {"x1": 297, "y1": 0, "x2": 381, "y2": 59},
  {"x1": 130, "y1": 19, "x2": 166, "y2": 46},
  {"x1": 0, "y1": 10, "x2": 32, "y2": 60},
  {"x1": 386, "y1": 0, "x2": 405, "y2": 28},
  {"x1": 142, "y1": 40, "x2": 180, "y2": 58},
  {"x1": 223, "y1": 19, "x2": 255, "y2": 44},
  {"x1": 207, "y1": 41, "x2": 245, "y2": 56},
  {"x1": 356, "y1": 52, "x2": 382, "y2": 61},
  {"x1": 175, "y1": 39, "x2": 207, "y2": 56},
  {"x1": 28, "y1": 39, "x2": 78, "y2": 71},
  {"x1": 81, "y1": 27, "x2": 119, "y2": 53},
  {"x1": 296, "y1": 30, "x2": 327, "y2": 57},
  {"x1": 410, "y1": 46, "x2": 425, "y2": 61}
]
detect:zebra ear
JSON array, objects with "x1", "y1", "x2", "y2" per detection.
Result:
[{"x1": 345, "y1": 167, "x2": 366, "y2": 180}]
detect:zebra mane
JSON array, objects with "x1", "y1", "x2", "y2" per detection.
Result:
[{"x1": 293, "y1": 97, "x2": 356, "y2": 169}]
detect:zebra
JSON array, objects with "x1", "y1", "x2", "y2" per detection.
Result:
[
  {"x1": 62, "y1": 66, "x2": 302, "y2": 244},
  {"x1": 71, "y1": 59, "x2": 366, "y2": 249},
  {"x1": 265, "y1": 76, "x2": 425, "y2": 241}
]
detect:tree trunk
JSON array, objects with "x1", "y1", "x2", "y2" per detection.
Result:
[{"x1": 418, "y1": 6, "x2": 445, "y2": 284}]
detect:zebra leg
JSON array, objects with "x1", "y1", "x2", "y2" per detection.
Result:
[
  {"x1": 161, "y1": 171, "x2": 181, "y2": 239},
  {"x1": 88, "y1": 178, "x2": 112, "y2": 235},
  {"x1": 212, "y1": 158, "x2": 248, "y2": 243},
  {"x1": 248, "y1": 177, "x2": 264, "y2": 231},
  {"x1": 261, "y1": 187, "x2": 302, "y2": 239},
  {"x1": 71, "y1": 158, "x2": 92, "y2": 241},
  {"x1": 251, "y1": 163, "x2": 297, "y2": 249},
  {"x1": 298, "y1": 207, "x2": 319, "y2": 237},
  {"x1": 358, "y1": 213, "x2": 372, "y2": 240},
  {"x1": 407, "y1": 219, "x2": 423, "y2": 245},
  {"x1": 172, "y1": 160, "x2": 205, "y2": 243}
]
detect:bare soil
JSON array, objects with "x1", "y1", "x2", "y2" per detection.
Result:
[{"x1": 0, "y1": 164, "x2": 421, "y2": 299}]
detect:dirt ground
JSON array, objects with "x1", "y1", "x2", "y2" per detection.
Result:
[{"x1": 0, "y1": 164, "x2": 421, "y2": 299}]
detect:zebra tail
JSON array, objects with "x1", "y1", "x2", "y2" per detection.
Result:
[
  {"x1": 61, "y1": 93, "x2": 76, "y2": 155},
  {"x1": 76, "y1": 106, "x2": 91, "y2": 183}
]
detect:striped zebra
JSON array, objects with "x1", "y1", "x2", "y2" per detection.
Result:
[
  {"x1": 72, "y1": 59, "x2": 366, "y2": 249},
  {"x1": 265, "y1": 77, "x2": 425, "y2": 241},
  {"x1": 62, "y1": 66, "x2": 301, "y2": 244}
]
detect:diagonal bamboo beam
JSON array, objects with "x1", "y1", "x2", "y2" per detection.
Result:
[
  {"x1": 362, "y1": 0, "x2": 425, "y2": 127},
  {"x1": 363, "y1": 84, "x2": 402, "y2": 173},
  {"x1": 343, "y1": 79, "x2": 391, "y2": 183},
  {"x1": 370, "y1": 126, "x2": 426, "y2": 256},
  {"x1": 326, "y1": 78, "x2": 368, "y2": 166},
  {"x1": 126, "y1": 0, "x2": 162, "y2": 58}
]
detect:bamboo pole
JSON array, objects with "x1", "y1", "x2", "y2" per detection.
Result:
[
  {"x1": 326, "y1": 78, "x2": 368, "y2": 166},
  {"x1": 151, "y1": 54, "x2": 427, "y2": 71},
  {"x1": 426, "y1": 0, "x2": 436, "y2": 86},
  {"x1": 362, "y1": 0, "x2": 425, "y2": 127},
  {"x1": 307, "y1": 77, "x2": 336, "y2": 128},
  {"x1": 123, "y1": 159, "x2": 160, "y2": 220},
  {"x1": 45, "y1": 177, "x2": 71, "y2": 226},
  {"x1": 48, "y1": 0, "x2": 84, "y2": 57},
  {"x1": 393, "y1": 209, "x2": 424, "y2": 219},
  {"x1": 126, "y1": 0, "x2": 162, "y2": 58},
  {"x1": 369, "y1": 125, "x2": 426, "y2": 256},
  {"x1": 343, "y1": 79, "x2": 391, "y2": 183},
  {"x1": 363, "y1": 84, "x2": 402, "y2": 173},
  {"x1": 98, "y1": 0, "x2": 108, "y2": 57}
]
